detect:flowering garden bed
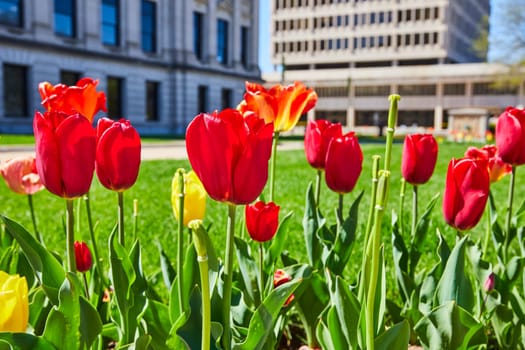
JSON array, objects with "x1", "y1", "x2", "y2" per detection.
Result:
[{"x1": 1, "y1": 79, "x2": 525, "y2": 349}]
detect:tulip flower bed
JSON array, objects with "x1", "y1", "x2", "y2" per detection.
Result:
[{"x1": 2, "y1": 78, "x2": 525, "y2": 350}]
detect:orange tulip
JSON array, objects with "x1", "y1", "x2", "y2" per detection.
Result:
[
  {"x1": 39, "y1": 77, "x2": 107, "y2": 122},
  {"x1": 464, "y1": 145, "x2": 512, "y2": 183},
  {"x1": 0, "y1": 155, "x2": 43, "y2": 195},
  {"x1": 238, "y1": 81, "x2": 317, "y2": 132}
]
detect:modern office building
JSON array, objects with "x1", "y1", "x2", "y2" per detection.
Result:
[
  {"x1": 267, "y1": 0, "x2": 525, "y2": 139},
  {"x1": 0, "y1": 0, "x2": 260, "y2": 135}
]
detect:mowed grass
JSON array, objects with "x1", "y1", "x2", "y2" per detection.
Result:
[{"x1": 1, "y1": 140, "x2": 520, "y2": 292}]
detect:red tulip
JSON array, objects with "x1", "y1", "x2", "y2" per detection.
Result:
[
  {"x1": 186, "y1": 109, "x2": 274, "y2": 205},
  {"x1": 443, "y1": 157, "x2": 490, "y2": 231},
  {"x1": 401, "y1": 134, "x2": 438, "y2": 185},
  {"x1": 464, "y1": 145, "x2": 511, "y2": 183},
  {"x1": 245, "y1": 201, "x2": 280, "y2": 242},
  {"x1": 33, "y1": 111, "x2": 96, "y2": 198},
  {"x1": 237, "y1": 81, "x2": 317, "y2": 132},
  {"x1": 74, "y1": 241, "x2": 93, "y2": 273},
  {"x1": 273, "y1": 269, "x2": 294, "y2": 306},
  {"x1": 324, "y1": 132, "x2": 363, "y2": 194},
  {"x1": 304, "y1": 120, "x2": 342, "y2": 170},
  {"x1": 496, "y1": 107, "x2": 525, "y2": 166},
  {"x1": 96, "y1": 118, "x2": 141, "y2": 191},
  {"x1": 0, "y1": 155, "x2": 43, "y2": 195},
  {"x1": 39, "y1": 78, "x2": 107, "y2": 123}
]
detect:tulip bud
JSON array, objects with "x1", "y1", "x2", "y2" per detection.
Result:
[
  {"x1": 401, "y1": 134, "x2": 438, "y2": 185},
  {"x1": 0, "y1": 155, "x2": 43, "y2": 195},
  {"x1": 484, "y1": 273, "x2": 495, "y2": 293},
  {"x1": 171, "y1": 170, "x2": 206, "y2": 226},
  {"x1": 245, "y1": 201, "x2": 280, "y2": 242},
  {"x1": 189, "y1": 219, "x2": 208, "y2": 260},
  {"x1": 74, "y1": 241, "x2": 93, "y2": 273},
  {"x1": 496, "y1": 107, "x2": 525, "y2": 166},
  {"x1": 0, "y1": 271, "x2": 28, "y2": 332},
  {"x1": 273, "y1": 269, "x2": 294, "y2": 306},
  {"x1": 304, "y1": 120, "x2": 342, "y2": 170},
  {"x1": 443, "y1": 157, "x2": 490, "y2": 231},
  {"x1": 324, "y1": 132, "x2": 363, "y2": 194},
  {"x1": 95, "y1": 117, "x2": 141, "y2": 191}
]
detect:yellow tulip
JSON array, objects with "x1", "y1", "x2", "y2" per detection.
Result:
[
  {"x1": 0, "y1": 271, "x2": 28, "y2": 332},
  {"x1": 171, "y1": 170, "x2": 206, "y2": 226}
]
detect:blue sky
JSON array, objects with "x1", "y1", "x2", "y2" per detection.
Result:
[{"x1": 258, "y1": 0, "x2": 507, "y2": 74}]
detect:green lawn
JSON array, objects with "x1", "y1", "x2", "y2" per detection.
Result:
[{"x1": 0, "y1": 141, "x2": 518, "y2": 287}]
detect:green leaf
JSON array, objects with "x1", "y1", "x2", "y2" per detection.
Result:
[
  {"x1": 415, "y1": 301, "x2": 486, "y2": 350},
  {"x1": 303, "y1": 183, "x2": 325, "y2": 269},
  {"x1": 506, "y1": 256, "x2": 525, "y2": 282},
  {"x1": 143, "y1": 300, "x2": 172, "y2": 350},
  {"x1": 156, "y1": 241, "x2": 176, "y2": 290},
  {"x1": 411, "y1": 193, "x2": 440, "y2": 273},
  {"x1": 333, "y1": 276, "x2": 360, "y2": 349},
  {"x1": 375, "y1": 320, "x2": 410, "y2": 350},
  {"x1": 1, "y1": 216, "x2": 65, "y2": 305},
  {"x1": 0, "y1": 333, "x2": 56, "y2": 350},
  {"x1": 234, "y1": 278, "x2": 303, "y2": 350},
  {"x1": 434, "y1": 236, "x2": 474, "y2": 311},
  {"x1": 392, "y1": 213, "x2": 412, "y2": 303},
  {"x1": 131, "y1": 334, "x2": 152, "y2": 350},
  {"x1": 79, "y1": 296, "x2": 102, "y2": 349},
  {"x1": 234, "y1": 237, "x2": 258, "y2": 306},
  {"x1": 268, "y1": 211, "x2": 294, "y2": 269},
  {"x1": 169, "y1": 243, "x2": 198, "y2": 324}
]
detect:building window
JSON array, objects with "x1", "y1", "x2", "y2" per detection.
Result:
[
  {"x1": 102, "y1": 0, "x2": 119, "y2": 46},
  {"x1": 193, "y1": 12, "x2": 203, "y2": 60},
  {"x1": 473, "y1": 82, "x2": 518, "y2": 95},
  {"x1": 107, "y1": 76, "x2": 123, "y2": 119},
  {"x1": 217, "y1": 19, "x2": 229, "y2": 64},
  {"x1": 221, "y1": 88, "x2": 232, "y2": 109},
  {"x1": 60, "y1": 70, "x2": 81, "y2": 85},
  {"x1": 241, "y1": 26, "x2": 249, "y2": 68},
  {"x1": 398, "y1": 84, "x2": 436, "y2": 96},
  {"x1": 141, "y1": 0, "x2": 156, "y2": 53},
  {"x1": 145, "y1": 81, "x2": 159, "y2": 121},
  {"x1": 0, "y1": 0, "x2": 23, "y2": 27},
  {"x1": 3, "y1": 64, "x2": 27, "y2": 118},
  {"x1": 198, "y1": 85, "x2": 208, "y2": 113},
  {"x1": 444, "y1": 83, "x2": 465, "y2": 96},
  {"x1": 55, "y1": 0, "x2": 76, "y2": 37},
  {"x1": 354, "y1": 85, "x2": 390, "y2": 97}
]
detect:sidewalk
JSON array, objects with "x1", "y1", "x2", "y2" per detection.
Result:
[{"x1": 0, "y1": 140, "x2": 304, "y2": 162}]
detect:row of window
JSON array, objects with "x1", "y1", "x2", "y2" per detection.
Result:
[
  {"x1": 274, "y1": 7, "x2": 440, "y2": 32},
  {"x1": 312, "y1": 83, "x2": 521, "y2": 98},
  {"x1": 2, "y1": 64, "x2": 160, "y2": 120},
  {"x1": 0, "y1": 0, "x2": 157, "y2": 52},
  {"x1": 275, "y1": 0, "x2": 384, "y2": 9},
  {"x1": 2, "y1": 64, "x2": 238, "y2": 120},
  {"x1": 274, "y1": 32, "x2": 440, "y2": 54}
]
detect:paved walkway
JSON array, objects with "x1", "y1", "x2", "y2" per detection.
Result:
[{"x1": 0, "y1": 140, "x2": 304, "y2": 162}]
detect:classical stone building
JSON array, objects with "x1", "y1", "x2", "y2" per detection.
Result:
[
  {"x1": 0, "y1": 0, "x2": 260, "y2": 135},
  {"x1": 266, "y1": 0, "x2": 525, "y2": 139}
]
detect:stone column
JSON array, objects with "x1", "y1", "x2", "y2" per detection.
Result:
[
  {"x1": 232, "y1": 0, "x2": 241, "y2": 68},
  {"x1": 207, "y1": 0, "x2": 217, "y2": 64}
]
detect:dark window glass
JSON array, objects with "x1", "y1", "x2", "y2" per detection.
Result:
[
  {"x1": 193, "y1": 12, "x2": 203, "y2": 59},
  {"x1": 241, "y1": 26, "x2": 249, "y2": 67},
  {"x1": 198, "y1": 85, "x2": 208, "y2": 113},
  {"x1": 0, "y1": 0, "x2": 22, "y2": 27},
  {"x1": 217, "y1": 19, "x2": 228, "y2": 64},
  {"x1": 60, "y1": 70, "x2": 81, "y2": 85},
  {"x1": 146, "y1": 81, "x2": 159, "y2": 121},
  {"x1": 55, "y1": 0, "x2": 75, "y2": 37},
  {"x1": 221, "y1": 88, "x2": 232, "y2": 109},
  {"x1": 3, "y1": 64, "x2": 27, "y2": 118},
  {"x1": 107, "y1": 76, "x2": 123, "y2": 119},
  {"x1": 102, "y1": 0, "x2": 119, "y2": 45},
  {"x1": 141, "y1": 0, "x2": 156, "y2": 52}
]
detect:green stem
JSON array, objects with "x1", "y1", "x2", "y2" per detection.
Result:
[
  {"x1": 384, "y1": 94, "x2": 400, "y2": 171},
  {"x1": 315, "y1": 169, "x2": 322, "y2": 207},
  {"x1": 84, "y1": 194, "x2": 107, "y2": 287},
  {"x1": 483, "y1": 190, "x2": 492, "y2": 256},
  {"x1": 177, "y1": 171, "x2": 185, "y2": 316},
  {"x1": 411, "y1": 185, "x2": 418, "y2": 241},
  {"x1": 258, "y1": 243, "x2": 264, "y2": 304},
  {"x1": 337, "y1": 193, "x2": 344, "y2": 221},
  {"x1": 82, "y1": 272, "x2": 90, "y2": 299},
  {"x1": 222, "y1": 204, "x2": 237, "y2": 350},
  {"x1": 504, "y1": 166, "x2": 516, "y2": 264},
  {"x1": 269, "y1": 132, "x2": 280, "y2": 202},
  {"x1": 66, "y1": 199, "x2": 76, "y2": 272},
  {"x1": 117, "y1": 191, "x2": 125, "y2": 247},
  {"x1": 358, "y1": 155, "x2": 380, "y2": 302},
  {"x1": 399, "y1": 179, "x2": 406, "y2": 237},
  {"x1": 133, "y1": 199, "x2": 138, "y2": 243},
  {"x1": 27, "y1": 194, "x2": 42, "y2": 243},
  {"x1": 198, "y1": 255, "x2": 211, "y2": 350}
]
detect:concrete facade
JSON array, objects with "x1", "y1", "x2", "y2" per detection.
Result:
[
  {"x1": 266, "y1": 0, "x2": 525, "y2": 139},
  {"x1": 0, "y1": 0, "x2": 260, "y2": 135}
]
